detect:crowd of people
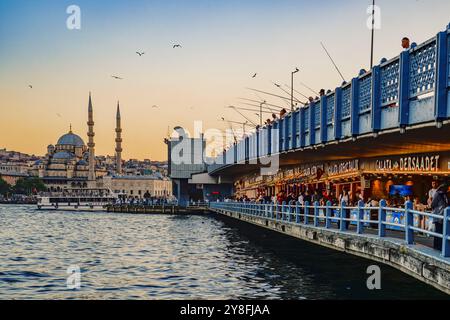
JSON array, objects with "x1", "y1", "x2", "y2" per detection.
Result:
[{"x1": 228, "y1": 180, "x2": 449, "y2": 250}]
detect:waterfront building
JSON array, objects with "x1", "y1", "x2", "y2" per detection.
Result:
[{"x1": 102, "y1": 175, "x2": 172, "y2": 198}]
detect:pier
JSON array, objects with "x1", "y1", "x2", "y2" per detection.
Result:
[
  {"x1": 106, "y1": 204, "x2": 209, "y2": 215},
  {"x1": 209, "y1": 201, "x2": 450, "y2": 294}
]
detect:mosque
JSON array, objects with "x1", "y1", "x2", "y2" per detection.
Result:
[{"x1": 31, "y1": 94, "x2": 123, "y2": 192}]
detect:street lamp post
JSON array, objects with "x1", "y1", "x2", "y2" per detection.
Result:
[{"x1": 291, "y1": 68, "x2": 300, "y2": 111}]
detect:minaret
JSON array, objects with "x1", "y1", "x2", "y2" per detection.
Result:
[
  {"x1": 115, "y1": 101, "x2": 123, "y2": 175},
  {"x1": 87, "y1": 93, "x2": 96, "y2": 182}
]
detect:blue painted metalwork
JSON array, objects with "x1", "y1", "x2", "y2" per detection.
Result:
[
  {"x1": 210, "y1": 200, "x2": 450, "y2": 258},
  {"x1": 350, "y1": 78, "x2": 360, "y2": 136},
  {"x1": 371, "y1": 65, "x2": 382, "y2": 131},
  {"x1": 304, "y1": 107, "x2": 310, "y2": 132},
  {"x1": 320, "y1": 96, "x2": 328, "y2": 143},
  {"x1": 334, "y1": 87, "x2": 342, "y2": 140},
  {"x1": 341, "y1": 85, "x2": 352, "y2": 119},
  {"x1": 435, "y1": 31, "x2": 449, "y2": 120},
  {"x1": 380, "y1": 58, "x2": 400, "y2": 107},
  {"x1": 359, "y1": 74, "x2": 372, "y2": 113},
  {"x1": 326, "y1": 94, "x2": 335, "y2": 124},
  {"x1": 409, "y1": 39, "x2": 437, "y2": 98},
  {"x1": 208, "y1": 25, "x2": 450, "y2": 173},
  {"x1": 299, "y1": 107, "x2": 305, "y2": 148},
  {"x1": 399, "y1": 50, "x2": 411, "y2": 127}
]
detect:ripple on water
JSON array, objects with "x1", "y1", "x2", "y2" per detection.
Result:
[{"x1": 0, "y1": 205, "x2": 448, "y2": 300}]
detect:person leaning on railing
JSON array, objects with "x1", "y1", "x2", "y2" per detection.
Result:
[{"x1": 431, "y1": 182, "x2": 449, "y2": 251}]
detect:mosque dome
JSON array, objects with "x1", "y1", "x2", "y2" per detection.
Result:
[{"x1": 57, "y1": 131, "x2": 85, "y2": 147}]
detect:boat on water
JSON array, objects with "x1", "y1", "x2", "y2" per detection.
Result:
[{"x1": 37, "y1": 188, "x2": 119, "y2": 211}]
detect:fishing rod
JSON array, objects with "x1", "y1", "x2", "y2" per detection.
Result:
[
  {"x1": 227, "y1": 106, "x2": 257, "y2": 126},
  {"x1": 271, "y1": 81, "x2": 304, "y2": 104},
  {"x1": 320, "y1": 41, "x2": 346, "y2": 83},
  {"x1": 231, "y1": 104, "x2": 274, "y2": 114},
  {"x1": 283, "y1": 84, "x2": 309, "y2": 100},
  {"x1": 246, "y1": 87, "x2": 298, "y2": 104},
  {"x1": 238, "y1": 98, "x2": 284, "y2": 111}
]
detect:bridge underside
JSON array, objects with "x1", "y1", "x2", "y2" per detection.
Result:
[{"x1": 212, "y1": 122, "x2": 450, "y2": 178}]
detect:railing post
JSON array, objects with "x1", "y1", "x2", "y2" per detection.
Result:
[
  {"x1": 314, "y1": 201, "x2": 319, "y2": 227},
  {"x1": 275, "y1": 202, "x2": 279, "y2": 221},
  {"x1": 357, "y1": 200, "x2": 365, "y2": 234},
  {"x1": 304, "y1": 201, "x2": 309, "y2": 225},
  {"x1": 288, "y1": 202, "x2": 292, "y2": 222},
  {"x1": 378, "y1": 199, "x2": 386, "y2": 237},
  {"x1": 282, "y1": 201, "x2": 286, "y2": 221},
  {"x1": 340, "y1": 200, "x2": 347, "y2": 231},
  {"x1": 296, "y1": 202, "x2": 300, "y2": 224},
  {"x1": 405, "y1": 200, "x2": 414, "y2": 245},
  {"x1": 325, "y1": 201, "x2": 332, "y2": 229},
  {"x1": 271, "y1": 203, "x2": 274, "y2": 219},
  {"x1": 442, "y1": 207, "x2": 450, "y2": 258}
]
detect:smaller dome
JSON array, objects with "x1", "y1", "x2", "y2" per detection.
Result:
[
  {"x1": 34, "y1": 160, "x2": 43, "y2": 165},
  {"x1": 77, "y1": 160, "x2": 88, "y2": 166},
  {"x1": 53, "y1": 151, "x2": 74, "y2": 160}
]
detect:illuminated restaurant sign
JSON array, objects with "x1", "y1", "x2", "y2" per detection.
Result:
[
  {"x1": 375, "y1": 155, "x2": 440, "y2": 172},
  {"x1": 327, "y1": 160, "x2": 360, "y2": 177}
]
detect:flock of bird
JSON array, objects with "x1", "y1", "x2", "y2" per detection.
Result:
[
  {"x1": 27, "y1": 40, "x2": 277, "y2": 126},
  {"x1": 27, "y1": 44, "x2": 185, "y2": 114}
]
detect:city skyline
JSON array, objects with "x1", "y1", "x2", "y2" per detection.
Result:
[{"x1": 1, "y1": 0, "x2": 450, "y2": 160}]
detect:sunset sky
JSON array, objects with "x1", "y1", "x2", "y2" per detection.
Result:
[{"x1": 1, "y1": 0, "x2": 449, "y2": 160}]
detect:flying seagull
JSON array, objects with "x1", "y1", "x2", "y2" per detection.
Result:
[
  {"x1": 173, "y1": 44, "x2": 182, "y2": 48},
  {"x1": 136, "y1": 51, "x2": 145, "y2": 56},
  {"x1": 152, "y1": 105, "x2": 159, "y2": 108},
  {"x1": 112, "y1": 75, "x2": 123, "y2": 80},
  {"x1": 28, "y1": 85, "x2": 33, "y2": 89},
  {"x1": 56, "y1": 113, "x2": 62, "y2": 118},
  {"x1": 252, "y1": 73, "x2": 257, "y2": 78}
]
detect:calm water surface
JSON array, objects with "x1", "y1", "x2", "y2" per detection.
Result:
[{"x1": 0, "y1": 205, "x2": 447, "y2": 299}]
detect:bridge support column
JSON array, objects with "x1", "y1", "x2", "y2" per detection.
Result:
[
  {"x1": 398, "y1": 50, "x2": 411, "y2": 127},
  {"x1": 320, "y1": 96, "x2": 328, "y2": 143},
  {"x1": 434, "y1": 30, "x2": 449, "y2": 121},
  {"x1": 371, "y1": 65, "x2": 382, "y2": 132},
  {"x1": 334, "y1": 87, "x2": 343, "y2": 140},
  {"x1": 350, "y1": 77, "x2": 360, "y2": 136}
]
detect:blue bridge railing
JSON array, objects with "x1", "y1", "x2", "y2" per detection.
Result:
[
  {"x1": 209, "y1": 23, "x2": 450, "y2": 173},
  {"x1": 210, "y1": 201, "x2": 450, "y2": 258}
]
